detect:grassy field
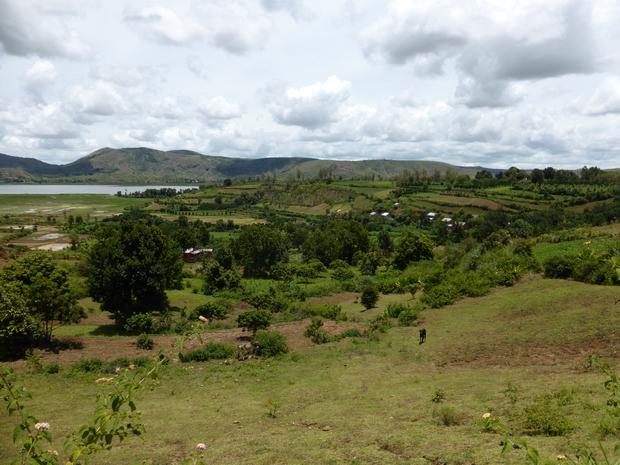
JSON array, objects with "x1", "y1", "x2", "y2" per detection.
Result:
[{"x1": 3, "y1": 277, "x2": 620, "y2": 464}]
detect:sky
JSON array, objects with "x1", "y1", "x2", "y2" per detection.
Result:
[{"x1": 1, "y1": 0, "x2": 620, "y2": 169}]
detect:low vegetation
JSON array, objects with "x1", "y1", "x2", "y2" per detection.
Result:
[{"x1": 3, "y1": 165, "x2": 620, "y2": 463}]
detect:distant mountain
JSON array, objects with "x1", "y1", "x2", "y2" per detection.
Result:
[{"x1": 0, "y1": 147, "x2": 480, "y2": 183}]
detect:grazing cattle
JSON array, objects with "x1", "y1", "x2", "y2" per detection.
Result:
[
  {"x1": 237, "y1": 341, "x2": 260, "y2": 360},
  {"x1": 419, "y1": 328, "x2": 426, "y2": 344}
]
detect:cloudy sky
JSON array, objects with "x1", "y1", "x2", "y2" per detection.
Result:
[{"x1": 1, "y1": 0, "x2": 620, "y2": 169}]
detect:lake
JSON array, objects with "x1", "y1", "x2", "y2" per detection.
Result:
[{"x1": 0, "y1": 185, "x2": 197, "y2": 195}]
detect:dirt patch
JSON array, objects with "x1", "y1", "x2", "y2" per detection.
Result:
[
  {"x1": 310, "y1": 293, "x2": 358, "y2": 305},
  {"x1": 6, "y1": 318, "x2": 364, "y2": 370}
]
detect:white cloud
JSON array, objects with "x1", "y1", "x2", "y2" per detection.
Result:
[
  {"x1": 66, "y1": 81, "x2": 128, "y2": 117},
  {"x1": 0, "y1": 0, "x2": 91, "y2": 59},
  {"x1": 125, "y1": 1, "x2": 272, "y2": 55},
  {"x1": 187, "y1": 55, "x2": 208, "y2": 80},
  {"x1": 198, "y1": 96, "x2": 243, "y2": 120},
  {"x1": 259, "y1": 76, "x2": 351, "y2": 128},
  {"x1": 575, "y1": 78, "x2": 620, "y2": 115}
]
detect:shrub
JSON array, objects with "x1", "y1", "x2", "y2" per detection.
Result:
[
  {"x1": 543, "y1": 254, "x2": 578, "y2": 279},
  {"x1": 367, "y1": 312, "x2": 392, "y2": 333},
  {"x1": 43, "y1": 363, "x2": 61, "y2": 374},
  {"x1": 397, "y1": 307, "x2": 421, "y2": 327},
  {"x1": 190, "y1": 302, "x2": 229, "y2": 321},
  {"x1": 332, "y1": 328, "x2": 362, "y2": 341},
  {"x1": 179, "y1": 342, "x2": 235, "y2": 362},
  {"x1": 70, "y1": 357, "x2": 106, "y2": 374},
  {"x1": 360, "y1": 285, "x2": 379, "y2": 310},
  {"x1": 237, "y1": 309, "x2": 272, "y2": 337},
  {"x1": 433, "y1": 406, "x2": 462, "y2": 426},
  {"x1": 332, "y1": 267, "x2": 355, "y2": 282},
  {"x1": 136, "y1": 334, "x2": 154, "y2": 350},
  {"x1": 303, "y1": 317, "x2": 332, "y2": 344},
  {"x1": 0, "y1": 287, "x2": 42, "y2": 360},
  {"x1": 254, "y1": 330, "x2": 288, "y2": 357},
  {"x1": 124, "y1": 314, "x2": 155, "y2": 335},
  {"x1": 522, "y1": 400, "x2": 574, "y2": 436},
  {"x1": 385, "y1": 303, "x2": 409, "y2": 318}
]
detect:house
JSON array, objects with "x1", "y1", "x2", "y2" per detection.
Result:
[{"x1": 182, "y1": 248, "x2": 213, "y2": 263}]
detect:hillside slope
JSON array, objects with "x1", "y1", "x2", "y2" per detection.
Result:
[{"x1": 0, "y1": 147, "x2": 479, "y2": 183}]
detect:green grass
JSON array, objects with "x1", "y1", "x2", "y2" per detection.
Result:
[
  {"x1": 4, "y1": 277, "x2": 620, "y2": 464},
  {"x1": 534, "y1": 236, "x2": 617, "y2": 263},
  {"x1": 0, "y1": 194, "x2": 147, "y2": 216}
]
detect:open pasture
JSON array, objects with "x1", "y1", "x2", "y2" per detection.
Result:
[
  {"x1": 3, "y1": 277, "x2": 620, "y2": 464},
  {"x1": 0, "y1": 194, "x2": 147, "y2": 218}
]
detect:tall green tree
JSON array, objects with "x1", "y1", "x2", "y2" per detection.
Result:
[
  {"x1": 0, "y1": 250, "x2": 84, "y2": 342},
  {"x1": 234, "y1": 224, "x2": 288, "y2": 277},
  {"x1": 392, "y1": 231, "x2": 435, "y2": 270},
  {"x1": 88, "y1": 220, "x2": 183, "y2": 325}
]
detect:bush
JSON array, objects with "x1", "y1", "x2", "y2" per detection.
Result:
[
  {"x1": 397, "y1": 306, "x2": 421, "y2": 326},
  {"x1": 254, "y1": 330, "x2": 288, "y2": 357},
  {"x1": 332, "y1": 328, "x2": 362, "y2": 341},
  {"x1": 433, "y1": 406, "x2": 462, "y2": 426},
  {"x1": 367, "y1": 312, "x2": 392, "y2": 333},
  {"x1": 543, "y1": 254, "x2": 578, "y2": 279},
  {"x1": 190, "y1": 302, "x2": 229, "y2": 321},
  {"x1": 237, "y1": 309, "x2": 272, "y2": 337},
  {"x1": 43, "y1": 363, "x2": 61, "y2": 374},
  {"x1": 179, "y1": 342, "x2": 235, "y2": 362},
  {"x1": 522, "y1": 400, "x2": 574, "y2": 436},
  {"x1": 332, "y1": 267, "x2": 355, "y2": 282},
  {"x1": 124, "y1": 314, "x2": 155, "y2": 335},
  {"x1": 385, "y1": 303, "x2": 409, "y2": 318},
  {"x1": 136, "y1": 334, "x2": 154, "y2": 350},
  {"x1": 303, "y1": 317, "x2": 332, "y2": 344},
  {"x1": 70, "y1": 357, "x2": 106, "y2": 374},
  {"x1": 360, "y1": 285, "x2": 379, "y2": 310},
  {"x1": 0, "y1": 287, "x2": 42, "y2": 360}
]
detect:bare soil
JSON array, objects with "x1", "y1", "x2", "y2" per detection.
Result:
[{"x1": 7, "y1": 313, "x2": 365, "y2": 369}]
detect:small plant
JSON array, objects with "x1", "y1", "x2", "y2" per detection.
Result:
[
  {"x1": 265, "y1": 398, "x2": 280, "y2": 418},
  {"x1": 481, "y1": 412, "x2": 499, "y2": 433},
  {"x1": 433, "y1": 406, "x2": 461, "y2": 426},
  {"x1": 360, "y1": 285, "x2": 379, "y2": 310},
  {"x1": 303, "y1": 317, "x2": 332, "y2": 344},
  {"x1": 253, "y1": 330, "x2": 288, "y2": 357},
  {"x1": 521, "y1": 398, "x2": 574, "y2": 436},
  {"x1": 178, "y1": 342, "x2": 235, "y2": 362},
  {"x1": 136, "y1": 334, "x2": 154, "y2": 350},
  {"x1": 431, "y1": 389, "x2": 446, "y2": 403}
]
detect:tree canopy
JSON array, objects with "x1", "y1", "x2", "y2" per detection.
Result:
[
  {"x1": 234, "y1": 224, "x2": 289, "y2": 277},
  {"x1": 0, "y1": 250, "x2": 84, "y2": 342},
  {"x1": 88, "y1": 219, "x2": 183, "y2": 324}
]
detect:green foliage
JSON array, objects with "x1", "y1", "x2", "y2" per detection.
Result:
[
  {"x1": 287, "y1": 302, "x2": 348, "y2": 322},
  {"x1": 235, "y1": 224, "x2": 289, "y2": 277},
  {"x1": 88, "y1": 219, "x2": 183, "y2": 325},
  {"x1": 236, "y1": 309, "x2": 272, "y2": 337},
  {"x1": 392, "y1": 231, "x2": 434, "y2": 270},
  {"x1": 332, "y1": 328, "x2": 362, "y2": 341},
  {"x1": 136, "y1": 334, "x2": 154, "y2": 350},
  {"x1": 366, "y1": 311, "x2": 392, "y2": 333},
  {"x1": 396, "y1": 305, "x2": 421, "y2": 327},
  {"x1": 190, "y1": 302, "x2": 229, "y2": 321},
  {"x1": 69, "y1": 357, "x2": 107, "y2": 374},
  {"x1": 0, "y1": 286, "x2": 42, "y2": 360},
  {"x1": 331, "y1": 266, "x2": 355, "y2": 282},
  {"x1": 433, "y1": 406, "x2": 462, "y2": 426},
  {"x1": 303, "y1": 316, "x2": 332, "y2": 344},
  {"x1": 253, "y1": 330, "x2": 289, "y2": 357},
  {"x1": 178, "y1": 342, "x2": 235, "y2": 362},
  {"x1": 360, "y1": 284, "x2": 379, "y2": 310},
  {"x1": 124, "y1": 314, "x2": 155, "y2": 335},
  {"x1": 0, "y1": 250, "x2": 85, "y2": 342},
  {"x1": 521, "y1": 398, "x2": 574, "y2": 436},
  {"x1": 202, "y1": 260, "x2": 242, "y2": 295},
  {"x1": 431, "y1": 389, "x2": 446, "y2": 403}
]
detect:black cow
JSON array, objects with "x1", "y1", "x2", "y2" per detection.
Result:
[{"x1": 419, "y1": 328, "x2": 426, "y2": 344}]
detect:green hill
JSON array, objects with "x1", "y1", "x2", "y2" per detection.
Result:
[{"x1": 0, "y1": 147, "x2": 479, "y2": 183}]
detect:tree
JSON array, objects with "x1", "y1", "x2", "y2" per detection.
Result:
[
  {"x1": 0, "y1": 250, "x2": 84, "y2": 342},
  {"x1": 88, "y1": 220, "x2": 183, "y2": 325},
  {"x1": 202, "y1": 260, "x2": 241, "y2": 295},
  {"x1": 236, "y1": 309, "x2": 272, "y2": 337},
  {"x1": 0, "y1": 286, "x2": 41, "y2": 360},
  {"x1": 234, "y1": 224, "x2": 288, "y2": 277},
  {"x1": 392, "y1": 232, "x2": 435, "y2": 270},
  {"x1": 360, "y1": 285, "x2": 379, "y2": 310}
]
